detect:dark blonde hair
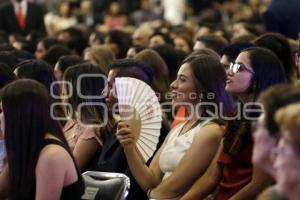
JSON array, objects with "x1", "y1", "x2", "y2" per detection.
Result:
[
  {"x1": 84, "y1": 45, "x2": 115, "y2": 75},
  {"x1": 275, "y1": 103, "x2": 300, "y2": 155},
  {"x1": 135, "y1": 49, "x2": 169, "y2": 102}
]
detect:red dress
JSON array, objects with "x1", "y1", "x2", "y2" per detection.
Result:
[{"x1": 215, "y1": 122, "x2": 254, "y2": 200}]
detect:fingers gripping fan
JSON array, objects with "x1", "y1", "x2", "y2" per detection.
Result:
[{"x1": 115, "y1": 77, "x2": 162, "y2": 162}]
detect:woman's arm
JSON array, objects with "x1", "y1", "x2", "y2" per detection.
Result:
[
  {"x1": 149, "y1": 123, "x2": 223, "y2": 199},
  {"x1": 229, "y1": 166, "x2": 273, "y2": 200},
  {"x1": 181, "y1": 142, "x2": 223, "y2": 200},
  {"x1": 117, "y1": 121, "x2": 170, "y2": 191},
  {"x1": 73, "y1": 136, "x2": 100, "y2": 170},
  {"x1": 35, "y1": 144, "x2": 77, "y2": 200},
  {"x1": 0, "y1": 164, "x2": 9, "y2": 199}
]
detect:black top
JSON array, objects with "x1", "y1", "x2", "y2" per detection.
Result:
[
  {"x1": 35, "y1": 139, "x2": 84, "y2": 200},
  {"x1": 89, "y1": 119, "x2": 170, "y2": 200}
]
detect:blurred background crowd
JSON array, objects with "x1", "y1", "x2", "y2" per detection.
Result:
[{"x1": 0, "y1": 0, "x2": 300, "y2": 200}]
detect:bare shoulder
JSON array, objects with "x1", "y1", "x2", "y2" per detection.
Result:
[
  {"x1": 37, "y1": 142, "x2": 72, "y2": 169},
  {"x1": 194, "y1": 122, "x2": 224, "y2": 142}
]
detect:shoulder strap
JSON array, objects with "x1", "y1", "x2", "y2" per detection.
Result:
[
  {"x1": 199, "y1": 118, "x2": 215, "y2": 127},
  {"x1": 43, "y1": 138, "x2": 83, "y2": 179},
  {"x1": 43, "y1": 138, "x2": 84, "y2": 194},
  {"x1": 44, "y1": 138, "x2": 67, "y2": 149}
]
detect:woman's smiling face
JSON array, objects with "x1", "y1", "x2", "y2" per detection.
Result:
[{"x1": 170, "y1": 63, "x2": 199, "y2": 105}]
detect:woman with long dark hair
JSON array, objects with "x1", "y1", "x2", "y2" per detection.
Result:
[
  {"x1": 14, "y1": 59, "x2": 65, "y2": 126},
  {"x1": 0, "y1": 79, "x2": 83, "y2": 200},
  {"x1": 182, "y1": 47, "x2": 287, "y2": 200},
  {"x1": 117, "y1": 55, "x2": 233, "y2": 199},
  {"x1": 63, "y1": 63, "x2": 114, "y2": 171}
]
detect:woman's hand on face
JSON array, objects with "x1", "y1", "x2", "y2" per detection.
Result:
[{"x1": 116, "y1": 121, "x2": 135, "y2": 149}]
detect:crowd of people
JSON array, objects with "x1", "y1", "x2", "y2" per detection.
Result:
[{"x1": 0, "y1": 0, "x2": 299, "y2": 199}]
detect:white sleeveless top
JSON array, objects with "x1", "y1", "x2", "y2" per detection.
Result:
[
  {"x1": 151, "y1": 119, "x2": 213, "y2": 200},
  {"x1": 159, "y1": 119, "x2": 213, "y2": 180}
]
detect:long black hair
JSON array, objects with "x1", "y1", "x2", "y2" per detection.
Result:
[
  {"x1": 63, "y1": 63, "x2": 114, "y2": 133},
  {"x1": 223, "y1": 47, "x2": 287, "y2": 155},
  {"x1": 14, "y1": 59, "x2": 65, "y2": 125},
  {"x1": 253, "y1": 32, "x2": 293, "y2": 82},
  {"x1": 15, "y1": 59, "x2": 59, "y2": 96},
  {"x1": 1, "y1": 79, "x2": 69, "y2": 200},
  {"x1": 244, "y1": 47, "x2": 287, "y2": 99}
]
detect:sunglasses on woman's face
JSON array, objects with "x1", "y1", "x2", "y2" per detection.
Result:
[{"x1": 229, "y1": 62, "x2": 255, "y2": 74}]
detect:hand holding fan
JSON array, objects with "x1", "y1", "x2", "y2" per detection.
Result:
[{"x1": 115, "y1": 77, "x2": 162, "y2": 162}]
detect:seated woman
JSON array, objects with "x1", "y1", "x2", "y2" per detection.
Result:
[
  {"x1": 63, "y1": 63, "x2": 114, "y2": 171},
  {"x1": 274, "y1": 103, "x2": 300, "y2": 200},
  {"x1": 182, "y1": 47, "x2": 287, "y2": 200},
  {"x1": 14, "y1": 59, "x2": 65, "y2": 125},
  {"x1": 0, "y1": 79, "x2": 83, "y2": 199},
  {"x1": 117, "y1": 55, "x2": 233, "y2": 199}
]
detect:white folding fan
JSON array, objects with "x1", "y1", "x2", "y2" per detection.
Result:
[{"x1": 115, "y1": 77, "x2": 162, "y2": 162}]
